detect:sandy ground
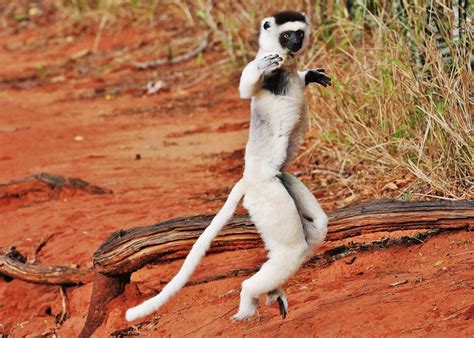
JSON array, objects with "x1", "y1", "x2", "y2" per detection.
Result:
[{"x1": 0, "y1": 8, "x2": 473, "y2": 337}]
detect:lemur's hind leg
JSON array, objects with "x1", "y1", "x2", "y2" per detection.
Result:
[
  {"x1": 233, "y1": 179, "x2": 308, "y2": 320},
  {"x1": 233, "y1": 247, "x2": 305, "y2": 320},
  {"x1": 266, "y1": 287, "x2": 288, "y2": 318},
  {"x1": 279, "y1": 173, "x2": 328, "y2": 250}
]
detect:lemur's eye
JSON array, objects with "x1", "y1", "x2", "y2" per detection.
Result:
[
  {"x1": 298, "y1": 31, "x2": 304, "y2": 38},
  {"x1": 283, "y1": 33, "x2": 289, "y2": 39}
]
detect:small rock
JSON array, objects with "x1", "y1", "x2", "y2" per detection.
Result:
[
  {"x1": 390, "y1": 279, "x2": 408, "y2": 287},
  {"x1": 50, "y1": 75, "x2": 66, "y2": 83},
  {"x1": 463, "y1": 305, "x2": 474, "y2": 320},
  {"x1": 74, "y1": 135, "x2": 84, "y2": 141},
  {"x1": 413, "y1": 276, "x2": 424, "y2": 283},
  {"x1": 344, "y1": 256, "x2": 356, "y2": 265},
  {"x1": 146, "y1": 80, "x2": 167, "y2": 95},
  {"x1": 135, "y1": 154, "x2": 141, "y2": 160}
]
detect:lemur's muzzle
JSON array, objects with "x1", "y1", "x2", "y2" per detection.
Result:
[{"x1": 287, "y1": 32, "x2": 303, "y2": 52}]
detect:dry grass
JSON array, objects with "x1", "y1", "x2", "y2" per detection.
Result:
[
  {"x1": 200, "y1": 0, "x2": 473, "y2": 200},
  {"x1": 7, "y1": 0, "x2": 473, "y2": 200}
]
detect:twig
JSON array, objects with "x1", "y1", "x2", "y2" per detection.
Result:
[
  {"x1": 390, "y1": 279, "x2": 408, "y2": 287},
  {"x1": 31, "y1": 233, "x2": 57, "y2": 264},
  {"x1": 449, "y1": 250, "x2": 474, "y2": 257},
  {"x1": 133, "y1": 33, "x2": 209, "y2": 70},
  {"x1": 57, "y1": 286, "x2": 69, "y2": 326},
  {"x1": 412, "y1": 193, "x2": 460, "y2": 201},
  {"x1": 92, "y1": 13, "x2": 109, "y2": 53},
  {"x1": 309, "y1": 167, "x2": 346, "y2": 178}
]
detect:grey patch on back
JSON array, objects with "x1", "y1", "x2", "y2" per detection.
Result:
[
  {"x1": 247, "y1": 105, "x2": 274, "y2": 160},
  {"x1": 278, "y1": 173, "x2": 315, "y2": 241}
]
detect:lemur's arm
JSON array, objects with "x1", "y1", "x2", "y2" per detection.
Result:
[
  {"x1": 298, "y1": 69, "x2": 332, "y2": 87},
  {"x1": 239, "y1": 53, "x2": 284, "y2": 98}
]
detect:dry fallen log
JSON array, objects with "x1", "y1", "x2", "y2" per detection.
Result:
[
  {"x1": 78, "y1": 199, "x2": 473, "y2": 337},
  {"x1": 94, "y1": 199, "x2": 473, "y2": 275},
  {"x1": 0, "y1": 247, "x2": 93, "y2": 285}
]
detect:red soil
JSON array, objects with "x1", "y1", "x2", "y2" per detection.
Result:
[{"x1": 0, "y1": 8, "x2": 472, "y2": 337}]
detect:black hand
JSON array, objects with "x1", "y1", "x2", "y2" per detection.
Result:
[{"x1": 305, "y1": 69, "x2": 332, "y2": 87}]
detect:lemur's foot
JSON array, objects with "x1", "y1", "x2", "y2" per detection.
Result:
[
  {"x1": 257, "y1": 53, "x2": 284, "y2": 73},
  {"x1": 277, "y1": 297, "x2": 288, "y2": 319},
  {"x1": 266, "y1": 288, "x2": 288, "y2": 319},
  {"x1": 231, "y1": 308, "x2": 257, "y2": 321},
  {"x1": 232, "y1": 297, "x2": 258, "y2": 321},
  {"x1": 306, "y1": 68, "x2": 332, "y2": 87}
]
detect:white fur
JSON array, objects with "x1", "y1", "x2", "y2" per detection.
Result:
[
  {"x1": 125, "y1": 13, "x2": 328, "y2": 323},
  {"x1": 232, "y1": 15, "x2": 327, "y2": 321}
]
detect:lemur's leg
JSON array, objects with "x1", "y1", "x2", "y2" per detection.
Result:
[
  {"x1": 266, "y1": 287, "x2": 288, "y2": 318},
  {"x1": 233, "y1": 178, "x2": 308, "y2": 320},
  {"x1": 279, "y1": 173, "x2": 328, "y2": 250},
  {"x1": 233, "y1": 246, "x2": 305, "y2": 320},
  {"x1": 297, "y1": 69, "x2": 332, "y2": 87},
  {"x1": 239, "y1": 53, "x2": 284, "y2": 98}
]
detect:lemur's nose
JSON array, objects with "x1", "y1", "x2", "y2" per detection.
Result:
[{"x1": 288, "y1": 33, "x2": 303, "y2": 52}]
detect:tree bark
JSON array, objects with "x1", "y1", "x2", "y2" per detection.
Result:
[{"x1": 0, "y1": 247, "x2": 93, "y2": 285}]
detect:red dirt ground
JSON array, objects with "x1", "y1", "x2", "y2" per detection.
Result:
[{"x1": 0, "y1": 7, "x2": 473, "y2": 337}]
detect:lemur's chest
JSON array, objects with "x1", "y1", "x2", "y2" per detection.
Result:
[{"x1": 262, "y1": 68, "x2": 300, "y2": 96}]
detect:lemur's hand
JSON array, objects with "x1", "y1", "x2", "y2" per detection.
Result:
[
  {"x1": 257, "y1": 53, "x2": 284, "y2": 73},
  {"x1": 305, "y1": 69, "x2": 332, "y2": 87}
]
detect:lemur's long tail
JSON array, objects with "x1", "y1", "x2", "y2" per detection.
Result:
[{"x1": 125, "y1": 179, "x2": 245, "y2": 322}]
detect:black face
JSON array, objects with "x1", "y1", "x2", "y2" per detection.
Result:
[{"x1": 279, "y1": 30, "x2": 305, "y2": 52}]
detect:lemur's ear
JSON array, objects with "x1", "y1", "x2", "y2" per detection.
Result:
[
  {"x1": 261, "y1": 16, "x2": 273, "y2": 31},
  {"x1": 303, "y1": 12, "x2": 311, "y2": 25}
]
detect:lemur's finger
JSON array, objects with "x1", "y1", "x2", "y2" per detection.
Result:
[
  {"x1": 320, "y1": 79, "x2": 331, "y2": 86},
  {"x1": 318, "y1": 74, "x2": 332, "y2": 86},
  {"x1": 263, "y1": 54, "x2": 280, "y2": 61},
  {"x1": 315, "y1": 76, "x2": 331, "y2": 87}
]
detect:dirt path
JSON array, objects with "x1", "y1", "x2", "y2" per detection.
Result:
[{"x1": 0, "y1": 13, "x2": 473, "y2": 337}]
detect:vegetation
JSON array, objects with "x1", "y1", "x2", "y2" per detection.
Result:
[
  {"x1": 9, "y1": 0, "x2": 473, "y2": 199},
  {"x1": 197, "y1": 0, "x2": 473, "y2": 200}
]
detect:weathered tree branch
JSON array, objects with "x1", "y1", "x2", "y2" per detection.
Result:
[
  {"x1": 93, "y1": 199, "x2": 473, "y2": 275},
  {"x1": 2, "y1": 199, "x2": 472, "y2": 287},
  {"x1": 0, "y1": 247, "x2": 93, "y2": 285}
]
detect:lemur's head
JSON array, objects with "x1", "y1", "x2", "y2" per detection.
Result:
[{"x1": 259, "y1": 11, "x2": 310, "y2": 55}]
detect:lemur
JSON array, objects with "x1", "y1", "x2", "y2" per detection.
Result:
[{"x1": 126, "y1": 11, "x2": 331, "y2": 322}]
